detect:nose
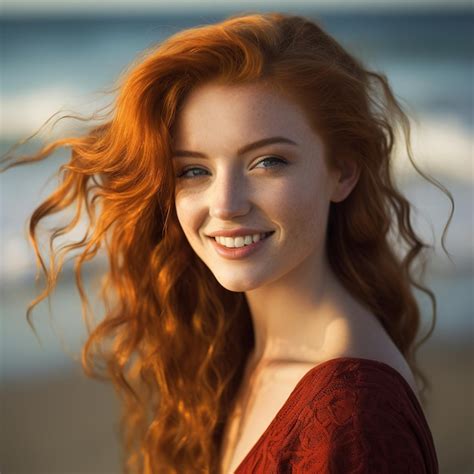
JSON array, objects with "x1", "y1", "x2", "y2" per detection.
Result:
[{"x1": 208, "y1": 168, "x2": 251, "y2": 220}]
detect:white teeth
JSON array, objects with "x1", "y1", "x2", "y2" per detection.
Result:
[{"x1": 215, "y1": 233, "x2": 269, "y2": 248}]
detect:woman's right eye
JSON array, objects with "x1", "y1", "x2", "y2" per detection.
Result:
[{"x1": 176, "y1": 167, "x2": 209, "y2": 179}]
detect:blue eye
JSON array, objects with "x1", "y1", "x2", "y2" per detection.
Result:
[
  {"x1": 176, "y1": 167, "x2": 209, "y2": 179},
  {"x1": 176, "y1": 156, "x2": 287, "y2": 180},
  {"x1": 255, "y1": 156, "x2": 287, "y2": 169}
]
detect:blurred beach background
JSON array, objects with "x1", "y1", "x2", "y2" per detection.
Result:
[{"x1": 0, "y1": 0, "x2": 472, "y2": 472}]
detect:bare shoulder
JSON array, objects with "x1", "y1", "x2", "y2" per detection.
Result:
[{"x1": 321, "y1": 308, "x2": 420, "y2": 399}]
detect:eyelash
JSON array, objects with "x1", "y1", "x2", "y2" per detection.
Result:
[{"x1": 176, "y1": 156, "x2": 287, "y2": 180}]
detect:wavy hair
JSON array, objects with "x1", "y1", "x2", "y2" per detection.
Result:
[{"x1": 1, "y1": 11, "x2": 454, "y2": 474}]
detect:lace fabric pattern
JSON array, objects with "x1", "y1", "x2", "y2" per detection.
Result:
[{"x1": 234, "y1": 357, "x2": 439, "y2": 474}]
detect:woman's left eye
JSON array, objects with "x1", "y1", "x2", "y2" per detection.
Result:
[{"x1": 175, "y1": 156, "x2": 287, "y2": 180}]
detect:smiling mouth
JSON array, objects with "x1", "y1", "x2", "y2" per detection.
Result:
[
  {"x1": 208, "y1": 230, "x2": 275, "y2": 245},
  {"x1": 210, "y1": 231, "x2": 274, "y2": 245}
]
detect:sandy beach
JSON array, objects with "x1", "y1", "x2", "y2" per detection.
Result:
[{"x1": 1, "y1": 333, "x2": 472, "y2": 473}]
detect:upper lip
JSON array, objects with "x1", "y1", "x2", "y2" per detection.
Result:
[{"x1": 207, "y1": 228, "x2": 274, "y2": 238}]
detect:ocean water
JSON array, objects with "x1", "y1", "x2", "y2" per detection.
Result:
[{"x1": 0, "y1": 9, "x2": 472, "y2": 376}]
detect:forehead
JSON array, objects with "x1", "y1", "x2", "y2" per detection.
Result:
[{"x1": 172, "y1": 81, "x2": 315, "y2": 147}]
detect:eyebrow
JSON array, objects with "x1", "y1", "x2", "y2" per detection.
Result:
[{"x1": 172, "y1": 136, "x2": 298, "y2": 159}]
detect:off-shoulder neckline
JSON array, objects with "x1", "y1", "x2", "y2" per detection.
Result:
[{"x1": 234, "y1": 356, "x2": 422, "y2": 473}]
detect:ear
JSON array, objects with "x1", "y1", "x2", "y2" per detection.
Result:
[{"x1": 329, "y1": 157, "x2": 360, "y2": 203}]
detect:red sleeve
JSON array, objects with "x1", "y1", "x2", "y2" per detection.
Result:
[{"x1": 277, "y1": 384, "x2": 439, "y2": 474}]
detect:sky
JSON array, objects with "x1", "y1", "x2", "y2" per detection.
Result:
[{"x1": 1, "y1": 0, "x2": 472, "y2": 16}]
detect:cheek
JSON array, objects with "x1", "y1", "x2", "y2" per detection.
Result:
[
  {"x1": 274, "y1": 176, "x2": 329, "y2": 238},
  {"x1": 175, "y1": 193, "x2": 200, "y2": 237}
]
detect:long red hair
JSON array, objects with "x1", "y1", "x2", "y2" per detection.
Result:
[{"x1": 1, "y1": 11, "x2": 454, "y2": 473}]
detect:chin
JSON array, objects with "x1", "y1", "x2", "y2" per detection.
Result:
[{"x1": 212, "y1": 271, "x2": 266, "y2": 293}]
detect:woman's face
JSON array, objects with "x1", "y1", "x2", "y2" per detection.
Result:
[{"x1": 172, "y1": 80, "x2": 341, "y2": 292}]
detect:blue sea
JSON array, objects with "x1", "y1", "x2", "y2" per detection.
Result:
[{"x1": 0, "y1": 8, "x2": 472, "y2": 377}]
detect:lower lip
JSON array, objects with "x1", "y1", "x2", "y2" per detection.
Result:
[{"x1": 209, "y1": 233, "x2": 274, "y2": 260}]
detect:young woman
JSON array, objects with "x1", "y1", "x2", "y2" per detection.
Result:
[{"x1": 1, "y1": 11, "x2": 450, "y2": 474}]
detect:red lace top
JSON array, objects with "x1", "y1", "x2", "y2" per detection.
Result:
[{"x1": 234, "y1": 357, "x2": 439, "y2": 473}]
